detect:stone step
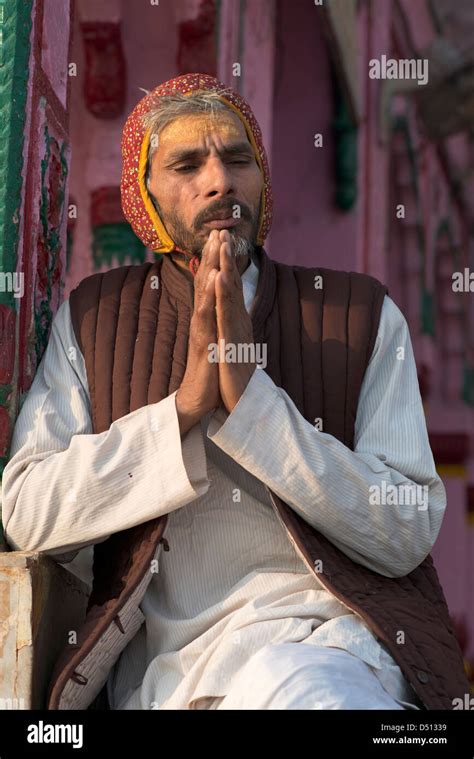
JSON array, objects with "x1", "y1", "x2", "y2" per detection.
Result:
[{"x1": 0, "y1": 551, "x2": 89, "y2": 709}]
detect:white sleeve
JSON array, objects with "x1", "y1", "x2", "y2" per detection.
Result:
[
  {"x1": 1, "y1": 299, "x2": 209, "y2": 560},
  {"x1": 206, "y1": 295, "x2": 446, "y2": 578}
]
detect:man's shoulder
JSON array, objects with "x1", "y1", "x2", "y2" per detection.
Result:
[
  {"x1": 318, "y1": 266, "x2": 386, "y2": 295},
  {"x1": 270, "y1": 257, "x2": 387, "y2": 302},
  {"x1": 70, "y1": 260, "x2": 157, "y2": 298},
  {"x1": 66, "y1": 260, "x2": 160, "y2": 355}
]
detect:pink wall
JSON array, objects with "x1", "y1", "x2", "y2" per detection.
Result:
[
  {"x1": 66, "y1": 0, "x2": 178, "y2": 296},
  {"x1": 270, "y1": 0, "x2": 357, "y2": 270}
]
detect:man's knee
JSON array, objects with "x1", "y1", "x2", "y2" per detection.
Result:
[
  {"x1": 239, "y1": 642, "x2": 306, "y2": 685},
  {"x1": 218, "y1": 643, "x2": 308, "y2": 709},
  {"x1": 224, "y1": 643, "x2": 409, "y2": 710},
  {"x1": 246, "y1": 642, "x2": 295, "y2": 666}
]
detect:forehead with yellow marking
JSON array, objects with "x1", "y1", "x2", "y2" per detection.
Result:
[{"x1": 155, "y1": 110, "x2": 254, "y2": 163}]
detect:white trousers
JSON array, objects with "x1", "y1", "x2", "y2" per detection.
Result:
[{"x1": 193, "y1": 643, "x2": 423, "y2": 710}]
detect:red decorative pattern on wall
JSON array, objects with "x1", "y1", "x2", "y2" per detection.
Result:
[
  {"x1": 81, "y1": 22, "x2": 127, "y2": 119},
  {"x1": 177, "y1": 0, "x2": 217, "y2": 76},
  {"x1": 91, "y1": 186, "x2": 127, "y2": 227}
]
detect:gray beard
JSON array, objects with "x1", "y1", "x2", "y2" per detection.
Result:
[
  {"x1": 148, "y1": 193, "x2": 258, "y2": 261},
  {"x1": 200, "y1": 230, "x2": 254, "y2": 258}
]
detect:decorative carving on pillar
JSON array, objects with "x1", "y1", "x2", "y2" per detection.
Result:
[
  {"x1": 417, "y1": 15, "x2": 474, "y2": 140},
  {"x1": 81, "y1": 22, "x2": 127, "y2": 119},
  {"x1": 0, "y1": 0, "x2": 72, "y2": 552},
  {"x1": 35, "y1": 124, "x2": 69, "y2": 365},
  {"x1": 66, "y1": 195, "x2": 77, "y2": 274}
]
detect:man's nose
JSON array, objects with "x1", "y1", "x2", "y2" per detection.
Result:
[{"x1": 203, "y1": 158, "x2": 234, "y2": 198}]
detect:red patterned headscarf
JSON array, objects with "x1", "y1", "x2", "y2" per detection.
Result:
[{"x1": 120, "y1": 73, "x2": 273, "y2": 271}]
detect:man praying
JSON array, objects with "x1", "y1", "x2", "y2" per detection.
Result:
[{"x1": 2, "y1": 74, "x2": 469, "y2": 711}]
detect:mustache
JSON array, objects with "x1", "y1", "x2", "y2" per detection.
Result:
[{"x1": 196, "y1": 200, "x2": 251, "y2": 226}]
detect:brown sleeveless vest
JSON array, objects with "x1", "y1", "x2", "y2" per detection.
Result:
[{"x1": 46, "y1": 247, "x2": 469, "y2": 710}]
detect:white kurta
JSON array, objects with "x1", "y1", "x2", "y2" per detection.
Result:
[{"x1": 1, "y1": 258, "x2": 445, "y2": 711}]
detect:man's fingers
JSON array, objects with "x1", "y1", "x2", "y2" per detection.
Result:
[
  {"x1": 192, "y1": 268, "x2": 217, "y2": 352},
  {"x1": 206, "y1": 268, "x2": 217, "y2": 297},
  {"x1": 195, "y1": 231, "x2": 221, "y2": 300},
  {"x1": 219, "y1": 233, "x2": 244, "y2": 295},
  {"x1": 217, "y1": 236, "x2": 244, "y2": 309},
  {"x1": 198, "y1": 268, "x2": 218, "y2": 323},
  {"x1": 219, "y1": 241, "x2": 232, "y2": 284},
  {"x1": 215, "y1": 267, "x2": 230, "y2": 335}
]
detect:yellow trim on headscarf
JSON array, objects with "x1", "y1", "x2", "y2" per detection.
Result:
[{"x1": 138, "y1": 128, "x2": 175, "y2": 253}]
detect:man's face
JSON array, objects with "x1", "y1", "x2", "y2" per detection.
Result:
[{"x1": 147, "y1": 110, "x2": 264, "y2": 258}]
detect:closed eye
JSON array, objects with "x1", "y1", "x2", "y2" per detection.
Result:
[{"x1": 175, "y1": 160, "x2": 251, "y2": 173}]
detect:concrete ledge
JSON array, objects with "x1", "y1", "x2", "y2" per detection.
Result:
[{"x1": 0, "y1": 551, "x2": 90, "y2": 709}]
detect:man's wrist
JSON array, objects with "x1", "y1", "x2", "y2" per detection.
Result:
[{"x1": 175, "y1": 392, "x2": 200, "y2": 438}]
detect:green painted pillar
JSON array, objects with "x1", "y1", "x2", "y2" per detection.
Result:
[{"x1": 0, "y1": 0, "x2": 34, "y2": 550}]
